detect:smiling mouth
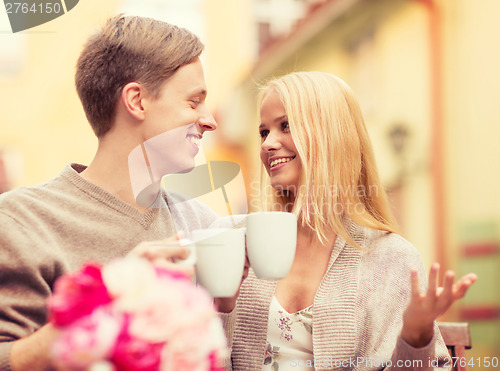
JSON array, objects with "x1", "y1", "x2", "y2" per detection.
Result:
[
  {"x1": 269, "y1": 156, "x2": 295, "y2": 169},
  {"x1": 186, "y1": 134, "x2": 201, "y2": 147}
]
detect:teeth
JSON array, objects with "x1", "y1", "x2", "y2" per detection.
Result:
[
  {"x1": 270, "y1": 157, "x2": 292, "y2": 168},
  {"x1": 187, "y1": 135, "x2": 200, "y2": 146}
]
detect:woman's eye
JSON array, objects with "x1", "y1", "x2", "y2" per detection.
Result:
[
  {"x1": 281, "y1": 121, "x2": 290, "y2": 131},
  {"x1": 259, "y1": 129, "x2": 269, "y2": 138}
]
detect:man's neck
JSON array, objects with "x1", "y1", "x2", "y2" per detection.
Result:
[{"x1": 80, "y1": 141, "x2": 160, "y2": 212}]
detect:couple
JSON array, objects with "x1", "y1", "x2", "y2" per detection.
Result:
[{"x1": 0, "y1": 15, "x2": 475, "y2": 371}]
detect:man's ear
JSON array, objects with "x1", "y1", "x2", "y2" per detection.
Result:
[{"x1": 121, "y1": 82, "x2": 146, "y2": 121}]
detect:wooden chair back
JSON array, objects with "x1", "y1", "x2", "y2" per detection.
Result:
[{"x1": 437, "y1": 322, "x2": 472, "y2": 371}]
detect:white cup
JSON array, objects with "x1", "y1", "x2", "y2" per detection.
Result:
[
  {"x1": 191, "y1": 228, "x2": 245, "y2": 297},
  {"x1": 246, "y1": 211, "x2": 297, "y2": 280}
]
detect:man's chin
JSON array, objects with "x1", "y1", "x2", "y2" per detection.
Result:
[{"x1": 173, "y1": 162, "x2": 196, "y2": 174}]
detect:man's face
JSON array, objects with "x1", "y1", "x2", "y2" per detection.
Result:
[{"x1": 140, "y1": 58, "x2": 217, "y2": 177}]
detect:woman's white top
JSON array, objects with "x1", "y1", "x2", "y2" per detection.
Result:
[{"x1": 263, "y1": 296, "x2": 314, "y2": 370}]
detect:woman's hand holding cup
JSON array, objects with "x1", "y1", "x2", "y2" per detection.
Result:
[{"x1": 214, "y1": 253, "x2": 250, "y2": 313}]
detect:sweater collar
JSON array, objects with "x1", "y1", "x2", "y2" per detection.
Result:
[{"x1": 60, "y1": 163, "x2": 167, "y2": 228}]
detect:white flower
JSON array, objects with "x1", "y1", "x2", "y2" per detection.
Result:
[{"x1": 101, "y1": 256, "x2": 157, "y2": 312}]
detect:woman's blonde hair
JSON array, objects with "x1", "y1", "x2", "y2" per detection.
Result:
[{"x1": 258, "y1": 71, "x2": 398, "y2": 247}]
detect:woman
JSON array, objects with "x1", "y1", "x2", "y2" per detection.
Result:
[{"x1": 216, "y1": 72, "x2": 476, "y2": 370}]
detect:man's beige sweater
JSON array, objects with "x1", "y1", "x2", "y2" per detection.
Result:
[{"x1": 0, "y1": 163, "x2": 217, "y2": 371}]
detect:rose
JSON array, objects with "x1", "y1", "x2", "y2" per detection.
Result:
[
  {"x1": 48, "y1": 264, "x2": 112, "y2": 326},
  {"x1": 129, "y1": 270, "x2": 215, "y2": 343},
  {"x1": 155, "y1": 266, "x2": 191, "y2": 281},
  {"x1": 51, "y1": 307, "x2": 122, "y2": 370},
  {"x1": 50, "y1": 257, "x2": 228, "y2": 371},
  {"x1": 111, "y1": 317, "x2": 164, "y2": 371},
  {"x1": 161, "y1": 318, "x2": 227, "y2": 371}
]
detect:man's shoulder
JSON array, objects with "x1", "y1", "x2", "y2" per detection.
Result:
[
  {"x1": 0, "y1": 175, "x2": 69, "y2": 224},
  {"x1": 0, "y1": 184, "x2": 46, "y2": 211}
]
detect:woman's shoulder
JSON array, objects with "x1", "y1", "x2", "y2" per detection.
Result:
[{"x1": 358, "y1": 225, "x2": 425, "y2": 271}]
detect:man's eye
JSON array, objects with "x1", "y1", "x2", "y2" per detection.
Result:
[{"x1": 259, "y1": 129, "x2": 269, "y2": 138}]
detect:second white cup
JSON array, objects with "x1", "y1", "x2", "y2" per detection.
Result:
[{"x1": 246, "y1": 211, "x2": 297, "y2": 280}]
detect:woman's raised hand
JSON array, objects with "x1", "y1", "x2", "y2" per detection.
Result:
[{"x1": 401, "y1": 263, "x2": 477, "y2": 348}]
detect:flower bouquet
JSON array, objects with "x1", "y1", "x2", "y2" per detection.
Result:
[{"x1": 47, "y1": 256, "x2": 227, "y2": 371}]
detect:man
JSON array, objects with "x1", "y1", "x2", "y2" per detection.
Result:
[{"x1": 0, "y1": 15, "x2": 218, "y2": 370}]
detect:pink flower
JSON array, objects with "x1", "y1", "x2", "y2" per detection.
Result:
[
  {"x1": 155, "y1": 266, "x2": 191, "y2": 281},
  {"x1": 49, "y1": 264, "x2": 112, "y2": 326},
  {"x1": 51, "y1": 307, "x2": 122, "y2": 370},
  {"x1": 129, "y1": 275, "x2": 214, "y2": 343},
  {"x1": 49, "y1": 257, "x2": 228, "y2": 371},
  {"x1": 111, "y1": 319, "x2": 164, "y2": 371},
  {"x1": 102, "y1": 257, "x2": 157, "y2": 312},
  {"x1": 208, "y1": 351, "x2": 226, "y2": 371},
  {"x1": 160, "y1": 318, "x2": 227, "y2": 371}
]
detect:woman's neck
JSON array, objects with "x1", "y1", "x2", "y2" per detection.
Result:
[{"x1": 296, "y1": 223, "x2": 337, "y2": 252}]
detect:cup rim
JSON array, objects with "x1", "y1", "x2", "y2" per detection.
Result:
[{"x1": 191, "y1": 227, "x2": 245, "y2": 242}]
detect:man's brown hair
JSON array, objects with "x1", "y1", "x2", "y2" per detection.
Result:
[{"x1": 75, "y1": 15, "x2": 204, "y2": 137}]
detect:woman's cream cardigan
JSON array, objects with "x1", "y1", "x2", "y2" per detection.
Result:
[{"x1": 219, "y1": 219, "x2": 450, "y2": 370}]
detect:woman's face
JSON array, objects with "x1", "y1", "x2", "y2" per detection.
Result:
[{"x1": 259, "y1": 89, "x2": 301, "y2": 193}]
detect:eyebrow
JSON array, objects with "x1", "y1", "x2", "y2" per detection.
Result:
[
  {"x1": 189, "y1": 88, "x2": 207, "y2": 98},
  {"x1": 259, "y1": 115, "x2": 287, "y2": 129}
]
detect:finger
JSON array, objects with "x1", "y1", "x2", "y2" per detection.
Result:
[
  {"x1": 452, "y1": 273, "x2": 477, "y2": 300},
  {"x1": 162, "y1": 244, "x2": 190, "y2": 260},
  {"x1": 244, "y1": 244, "x2": 250, "y2": 264},
  {"x1": 242, "y1": 266, "x2": 249, "y2": 281},
  {"x1": 441, "y1": 270, "x2": 455, "y2": 298},
  {"x1": 426, "y1": 263, "x2": 440, "y2": 299},
  {"x1": 410, "y1": 269, "x2": 421, "y2": 299},
  {"x1": 434, "y1": 270, "x2": 455, "y2": 312},
  {"x1": 130, "y1": 241, "x2": 150, "y2": 255},
  {"x1": 157, "y1": 231, "x2": 186, "y2": 244},
  {"x1": 144, "y1": 244, "x2": 190, "y2": 261},
  {"x1": 130, "y1": 234, "x2": 182, "y2": 255},
  {"x1": 175, "y1": 230, "x2": 186, "y2": 240},
  {"x1": 462, "y1": 273, "x2": 478, "y2": 283}
]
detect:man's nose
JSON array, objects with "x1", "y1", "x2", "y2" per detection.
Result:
[{"x1": 198, "y1": 108, "x2": 217, "y2": 132}]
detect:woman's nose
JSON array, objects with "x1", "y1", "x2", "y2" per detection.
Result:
[{"x1": 261, "y1": 132, "x2": 282, "y2": 151}]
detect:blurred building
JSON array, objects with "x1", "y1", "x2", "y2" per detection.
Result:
[{"x1": 211, "y1": 0, "x2": 500, "y2": 362}]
